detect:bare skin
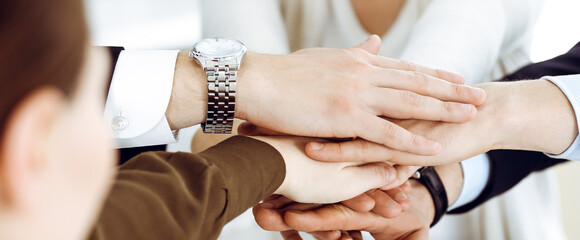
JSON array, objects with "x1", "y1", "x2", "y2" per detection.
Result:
[{"x1": 351, "y1": 0, "x2": 406, "y2": 36}]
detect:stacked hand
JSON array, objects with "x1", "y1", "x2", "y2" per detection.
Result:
[
  {"x1": 308, "y1": 80, "x2": 577, "y2": 167},
  {"x1": 253, "y1": 180, "x2": 434, "y2": 240},
  {"x1": 251, "y1": 136, "x2": 402, "y2": 203},
  {"x1": 184, "y1": 35, "x2": 495, "y2": 237},
  {"x1": 236, "y1": 35, "x2": 486, "y2": 157},
  {"x1": 180, "y1": 35, "x2": 486, "y2": 159}
]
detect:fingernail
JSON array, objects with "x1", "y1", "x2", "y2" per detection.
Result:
[
  {"x1": 395, "y1": 191, "x2": 408, "y2": 202},
  {"x1": 260, "y1": 202, "x2": 274, "y2": 209},
  {"x1": 462, "y1": 104, "x2": 474, "y2": 114},
  {"x1": 310, "y1": 142, "x2": 324, "y2": 151},
  {"x1": 428, "y1": 140, "x2": 441, "y2": 153},
  {"x1": 472, "y1": 87, "x2": 484, "y2": 99}
]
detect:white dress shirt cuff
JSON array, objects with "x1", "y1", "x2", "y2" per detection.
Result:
[
  {"x1": 543, "y1": 75, "x2": 580, "y2": 161},
  {"x1": 448, "y1": 153, "x2": 491, "y2": 211},
  {"x1": 105, "y1": 50, "x2": 180, "y2": 148}
]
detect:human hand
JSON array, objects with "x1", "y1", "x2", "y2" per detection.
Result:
[
  {"x1": 253, "y1": 183, "x2": 412, "y2": 240},
  {"x1": 256, "y1": 180, "x2": 432, "y2": 240},
  {"x1": 307, "y1": 80, "x2": 578, "y2": 166},
  {"x1": 304, "y1": 82, "x2": 500, "y2": 166},
  {"x1": 252, "y1": 136, "x2": 401, "y2": 203},
  {"x1": 238, "y1": 122, "x2": 422, "y2": 190},
  {"x1": 236, "y1": 35, "x2": 486, "y2": 157}
]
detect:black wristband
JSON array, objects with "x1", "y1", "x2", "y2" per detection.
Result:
[{"x1": 413, "y1": 166, "x2": 448, "y2": 227}]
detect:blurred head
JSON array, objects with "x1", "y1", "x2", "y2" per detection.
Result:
[{"x1": 0, "y1": 0, "x2": 115, "y2": 239}]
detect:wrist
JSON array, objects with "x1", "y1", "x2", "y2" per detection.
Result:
[
  {"x1": 410, "y1": 163, "x2": 462, "y2": 226},
  {"x1": 165, "y1": 51, "x2": 207, "y2": 130},
  {"x1": 433, "y1": 163, "x2": 462, "y2": 207},
  {"x1": 469, "y1": 82, "x2": 514, "y2": 151},
  {"x1": 247, "y1": 136, "x2": 290, "y2": 195},
  {"x1": 234, "y1": 52, "x2": 273, "y2": 121},
  {"x1": 490, "y1": 80, "x2": 577, "y2": 153},
  {"x1": 409, "y1": 180, "x2": 435, "y2": 226}
]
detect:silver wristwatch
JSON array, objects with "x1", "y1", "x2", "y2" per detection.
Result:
[{"x1": 190, "y1": 37, "x2": 247, "y2": 134}]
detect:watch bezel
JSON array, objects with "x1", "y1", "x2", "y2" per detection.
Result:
[{"x1": 189, "y1": 37, "x2": 247, "y2": 63}]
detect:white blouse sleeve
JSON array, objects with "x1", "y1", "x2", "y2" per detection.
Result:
[
  {"x1": 201, "y1": 0, "x2": 290, "y2": 54},
  {"x1": 400, "y1": 0, "x2": 544, "y2": 84}
]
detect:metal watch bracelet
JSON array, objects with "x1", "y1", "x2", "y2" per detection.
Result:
[{"x1": 202, "y1": 59, "x2": 238, "y2": 134}]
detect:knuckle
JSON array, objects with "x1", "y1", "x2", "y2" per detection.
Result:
[
  {"x1": 350, "y1": 59, "x2": 370, "y2": 75},
  {"x1": 399, "y1": 133, "x2": 422, "y2": 153},
  {"x1": 349, "y1": 47, "x2": 368, "y2": 56},
  {"x1": 441, "y1": 101, "x2": 453, "y2": 112},
  {"x1": 356, "y1": 139, "x2": 370, "y2": 152},
  {"x1": 375, "y1": 164, "x2": 391, "y2": 185},
  {"x1": 381, "y1": 120, "x2": 397, "y2": 137},
  {"x1": 401, "y1": 90, "x2": 422, "y2": 107},
  {"x1": 451, "y1": 83, "x2": 464, "y2": 96},
  {"x1": 398, "y1": 59, "x2": 416, "y2": 71},
  {"x1": 410, "y1": 72, "x2": 430, "y2": 92}
]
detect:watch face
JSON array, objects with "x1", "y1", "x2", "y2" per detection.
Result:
[{"x1": 192, "y1": 37, "x2": 246, "y2": 59}]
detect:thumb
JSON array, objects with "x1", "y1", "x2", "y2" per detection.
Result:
[{"x1": 353, "y1": 35, "x2": 382, "y2": 55}]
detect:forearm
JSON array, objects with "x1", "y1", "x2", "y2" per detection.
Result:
[
  {"x1": 89, "y1": 136, "x2": 285, "y2": 240},
  {"x1": 165, "y1": 51, "x2": 284, "y2": 129}
]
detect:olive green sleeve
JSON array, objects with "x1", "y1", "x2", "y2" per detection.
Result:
[{"x1": 88, "y1": 136, "x2": 285, "y2": 240}]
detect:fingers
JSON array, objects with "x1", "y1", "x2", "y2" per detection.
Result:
[
  {"x1": 369, "y1": 88, "x2": 477, "y2": 123},
  {"x1": 264, "y1": 195, "x2": 296, "y2": 209},
  {"x1": 285, "y1": 204, "x2": 378, "y2": 232},
  {"x1": 355, "y1": 116, "x2": 441, "y2": 156},
  {"x1": 306, "y1": 137, "x2": 434, "y2": 169},
  {"x1": 306, "y1": 139, "x2": 390, "y2": 163},
  {"x1": 367, "y1": 189, "x2": 404, "y2": 218},
  {"x1": 352, "y1": 35, "x2": 381, "y2": 55},
  {"x1": 281, "y1": 230, "x2": 303, "y2": 240},
  {"x1": 253, "y1": 203, "x2": 292, "y2": 231},
  {"x1": 366, "y1": 56, "x2": 465, "y2": 85},
  {"x1": 341, "y1": 163, "x2": 397, "y2": 195},
  {"x1": 386, "y1": 187, "x2": 410, "y2": 212},
  {"x1": 400, "y1": 181, "x2": 412, "y2": 194},
  {"x1": 380, "y1": 165, "x2": 422, "y2": 190},
  {"x1": 306, "y1": 138, "x2": 405, "y2": 163},
  {"x1": 369, "y1": 69, "x2": 486, "y2": 106},
  {"x1": 341, "y1": 193, "x2": 375, "y2": 212}
]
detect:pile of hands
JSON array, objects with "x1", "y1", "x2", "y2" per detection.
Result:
[{"x1": 228, "y1": 36, "x2": 496, "y2": 239}]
